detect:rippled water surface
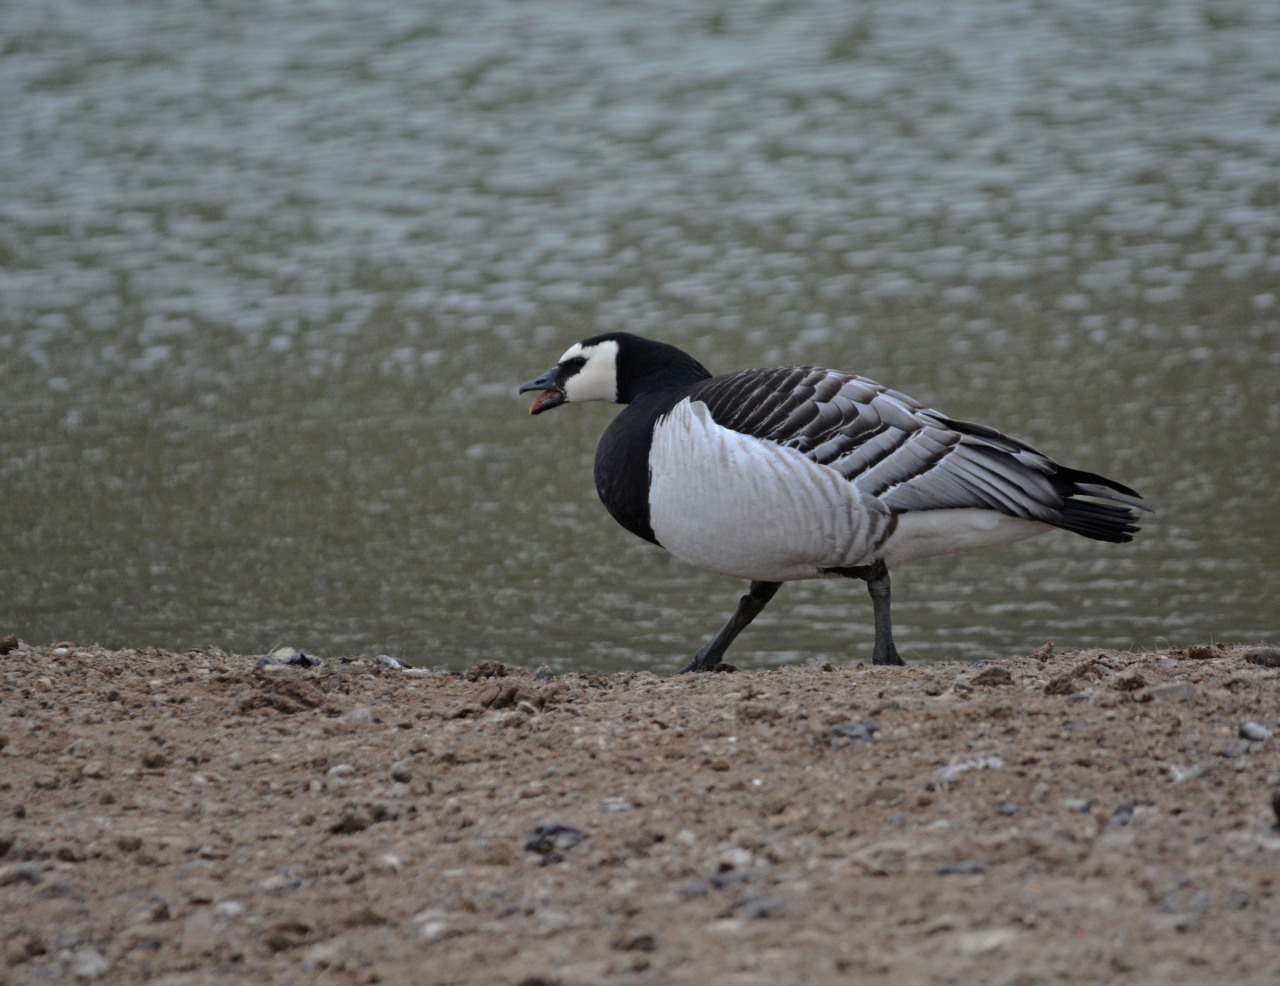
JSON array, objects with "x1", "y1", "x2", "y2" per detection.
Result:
[{"x1": 2, "y1": 0, "x2": 1277, "y2": 671}]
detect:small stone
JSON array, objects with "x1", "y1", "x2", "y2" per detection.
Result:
[
  {"x1": 995, "y1": 803, "x2": 1020, "y2": 817},
  {"x1": 524, "y1": 822, "x2": 585, "y2": 860},
  {"x1": 1104, "y1": 802, "x2": 1135, "y2": 829},
  {"x1": 1146, "y1": 681, "x2": 1197, "y2": 703},
  {"x1": 936, "y1": 860, "x2": 986, "y2": 875},
  {"x1": 866, "y1": 784, "x2": 903, "y2": 805},
  {"x1": 732, "y1": 894, "x2": 785, "y2": 919},
  {"x1": 0, "y1": 862, "x2": 42, "y2": 886},
  {"x1": 389, "y1": 759, "x2": 413, "y2": 783},
  {"x1": 326, "y1": 763, "x2": 356, "y2": 778},
  {"x1": 935, "y1": 756, "x2": 1004, "y2": 781},
  {"x1": 373, "y1": 654, "x2": 403, "y2": 670},
  {"x1": 141, "y1": 750, "x2": 169, "y2": 770},
  {"x1": 72, "y1": 947, "x2": 110, "y2": 980},
  {"x1": 413, "y1": 908, "x2": 461, "y2": 944},
  {"x1": 0, "y1": 635, "x2": 19, "y2": 655},
  {"x1": 1240, "y1": 722, "x2": 1272, "y2": 742},
  {"x1": 829, "y1": 720, "x2": 879, "y2": 744},
  {"x1": 80, "y1": 760, "x2": 108, "y2": 779}
]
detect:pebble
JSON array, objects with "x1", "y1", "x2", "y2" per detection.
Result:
[
  {"x1": 389, "y1": 759, "x2": 413, "y2": 783},
  {"x1": 995, "y1": 803, "x2": 1020, "y2": 817},
  {"x1": 1240, "y1": 722, "x2": 1272, "y2": 742},
  {"x1": 413, "y1": 908, "x2": 458, "y2": 944},
  {"x1": 0, "y1": 862, "x2": 42, "y2": 886},
  {"x1": 1146, "y1": 681, "x2": 1197, "y2": 703},
  {"x1": 373, "y1": 654, "x2": 403, "y2": 670},
  {"x1": 72, "y1": 947, "x2": 110, "y2": 980},
  {"x1": 935, "y1": 756, "x2": 1004, "y2": 781},
  {"x1": 525, "y1": 822, "x2": 586, "y2": 863},
  {"x1": 829, "y1": 720, "x2": 879, "y2": 744},
  {"x1": 732, "y1": 894, "x2": 786, "y2": 919},
  {"x1": 936, "y1": 860, "x2": 987, "y2": 875}
]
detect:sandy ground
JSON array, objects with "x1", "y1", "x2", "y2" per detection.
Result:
[{"x1": 2, "y1": 636, "x2": 1279, "y2": 985}]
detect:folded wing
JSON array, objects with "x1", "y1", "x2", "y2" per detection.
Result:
[{"x1": 687, "y1": 366, "x2": 1147, "y2": 543}]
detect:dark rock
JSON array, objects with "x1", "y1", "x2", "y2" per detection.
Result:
[
  {"x1": 936, "y1": 860, "x2": 986, "y2": 875},
  {"x1": 524, "y1": 823, "x2": 585, "y2": 860},
  {"x1": 829, "y1": 721, "x2": 879, "y2": 744},
  {"x1": 709, "y1": 869, "x2": 757, "y2": 890}
]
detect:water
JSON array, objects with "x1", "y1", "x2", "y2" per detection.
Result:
[{"x1": 2, "y1": 0, "x2": 1277, "y2": 672}]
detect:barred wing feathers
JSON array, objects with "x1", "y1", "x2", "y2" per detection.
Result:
[{"x1": 686, "y1": 366, "x2": 1146, "y2": 544}]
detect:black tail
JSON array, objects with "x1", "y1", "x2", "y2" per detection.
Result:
[{"x1": 1052, "y1": 466, "x2": 1151, "y2": 543}]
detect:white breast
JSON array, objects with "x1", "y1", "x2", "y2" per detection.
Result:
[{"x1": 647, "y1": 399, "x2": 892, "y2": 581}]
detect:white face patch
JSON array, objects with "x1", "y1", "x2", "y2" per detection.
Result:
[{"x1": 560, "y1": 339, "x2": 619, "y2": 404}]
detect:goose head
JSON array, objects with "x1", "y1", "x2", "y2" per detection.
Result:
[{"x1": 519, "y1": 337, "x2": 620, "y2": 414}]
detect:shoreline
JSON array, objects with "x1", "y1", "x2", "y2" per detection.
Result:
[{"x1": 2, "y1": 639, "x2": 1278, "y2": 984}]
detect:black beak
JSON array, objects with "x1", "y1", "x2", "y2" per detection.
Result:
[{"x1": 520, "y1": 368, "x2": 566, "y2": 415}]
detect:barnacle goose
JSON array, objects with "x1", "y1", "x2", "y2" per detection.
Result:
[{"x1": 520, "y1": 332, "x2": 1149, "y2": 672}]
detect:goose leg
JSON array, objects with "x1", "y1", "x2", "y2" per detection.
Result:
[
  {"x1": 826, "y1": 559, "x2": 905, "y2": 666},
  {"x1": 679, "y1": 580, "x2": 782, "y2": 673},
  {"x1": 863, "y1": 560, "x2": 905, "y2": 666}
]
